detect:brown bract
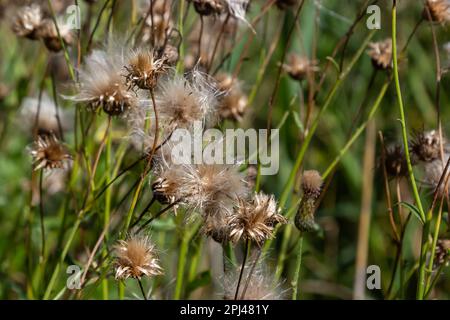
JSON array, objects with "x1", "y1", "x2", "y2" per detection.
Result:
[{"x1": 29, "y1": 134, "x2": 71, "y2": 171}]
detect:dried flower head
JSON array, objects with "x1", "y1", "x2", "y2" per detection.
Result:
[
  {"x1": 202, "y1": 212, "x2": 230, "y2": 243},
  {"x1": 189, "y1": 0, "x2": 225, "y2": 16},
  {"x1": 282, "y1": 54, "x2": 319, "y2": 81},
  {"x1": 151, "y1": 164, "x2": 190, "y2": 205},
  {"x1": 410, "y1": 130, "x2": 445, "y2": 163},
  {"x1": 435, "y1": 239, "x2": 450, "y2": 267},
  {"x1": 215, "y1": 73, "x2": 248, "y2": 121},
  {"x1": 73, "y1": 50, "x2": 137, "y2": 116},
  {"x1": 159, "y1": 44, "x2": 179, "y2": 66},
  {"x1": 194, "y1": 163, "x2": 249, "y2": 216},
  {"x1": 382, "y1": 144, "x2": 409, "y2": 177},
  {"x1": 275, "y1": 0, "x2": 298, "y2": 10},
  {"x1": 36, "y1": 18, "x2": 74, "y2": 52},
  {"x1": 223, "y1": 264, "x2": 286, "y2": 300},
  {"x1": 29, "y1": 133, "x2": 71, "y2": 170},
  {"x1": 12, "y1": 4, "x2": 43, "y2": 39},
  {"x1": 295, "y1": 170, "x2": 323, "y2": 233},
  {"x1": 156, "y1": 72, "x2": 219, "y2": 129},
  {"x1": 125, "y1": 49, "x2": 168, "y2": 90},
  {"x1": 423, "y1": 0, "x2": 450, "y2": 23},
  {"x1": 228, "y1": 193, "x2": 287, "y2": 246},
  {"x1": 367, "y1": 39, "x2": 392, "y2": 70},
  {"x1": 301, "y1": 170, "x2": 323, "y2": 199},
  {"x1": 114, "y1": 234, "x2": 163, "y2": 280}
]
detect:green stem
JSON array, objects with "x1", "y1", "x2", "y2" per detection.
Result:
[
  {"x1": 391, "y1": 1, "x2": 425, "y2": 221},
  {"x1": 425, "y1": 199, "x2": 444, "y2": 291},
  {"x1": 291, "y1": 235, "x2": 304, "y2": 300},
  {"x1": 392, "y1": 0, "x2": 427, "y2": 299},
  {"x1": 174, "y1": 221, "x2": 201, "y2": 299},
  {"x1": 137, "y1": 278, "x2": 147, "y2": 300},
  {"x1": 102, "y1": 123, "x2": 113, "y2": 300}
]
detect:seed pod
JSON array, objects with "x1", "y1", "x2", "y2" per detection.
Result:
[{"x1": 294, "y1": 170, "x2": 323, "y2": 233}]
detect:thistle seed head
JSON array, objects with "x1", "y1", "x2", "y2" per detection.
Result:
[
  {"x1": 227, "y1": 193, "x2": 287, "y2": 246},
  {"x1": 282, "y1": 54, "x2": 319, "y2": 81},
  {"x1": 423, "y1": 0, "x2": 450, "y2": 24},
  {"x1": 125, "y1": 49, "x2": 168, "y2": 90},
  {"x1": 367, "y1": 39, "x2": 392, "y2": 70},
  {"x1": 73, "y1": 50, "x2": 138, "y2": 117},
  {"x1": 215, "y1": 73, "x2": 248, "y2": 122},
  {"x1": 114, "y1": 234, "x2": 163, "y2": 280},
  {"x1": 12, "y1": 4, "x2": 43, "y2": 40},
  {"x1": 156, "y1": 71, "x2": 219, "y2": 129},
  {"x1": 29, "y1": 133, "x2": 71, "y2": 171},
  {"x1": 36, "y1": 18, "x2": 74, "y2": 52},
  {"x1": 301, "y1": 170, "x2": 323, "y2": 199},
  {"x1": 410, "y1": 130, "x2": 444, "y2": 163},
  {"x1": 295, "y1": 170, "x2": 323, "y2": 233},
  {"x1": 382, "y1": 144, "x2": 409, "y2": 178}
]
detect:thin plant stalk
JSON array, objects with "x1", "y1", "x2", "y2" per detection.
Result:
[
  {"x1": 234, "y1": 240, "x2": 250, "y2": 300},
  {"x1": 392, "y1": 0, "x2": 427, "y2": 299},
  {"x1": 137, "y1": 279, "x2": 148, "y2": 300},
  {"x1": 38, "y1": 170, "x2": 45, "y2": 261},
  {"x1": 291, "y1": 235, "x2": 303, "y2": 300}
]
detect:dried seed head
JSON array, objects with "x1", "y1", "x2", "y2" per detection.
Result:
[
  {"x1": 382, "y1": 144, "x2": 409, "y2": 177},
  {"x1": 215, "y1": 73, "x2": 248, "y2": 122},
  {"x1": 159, "y1": 44, "x2": 179, "y2": 66},
  {"x1": 422, "y1": 156, "x2": 450, "y2": 196},
  {"x1": 114, "y1": 234, "x2": 163, "y2": 280},
  {"x1": 367, "y1": 39, "x2": 392, "y2": 70},
  {"x1": 12, "y1": 4, "x2": 43, "y2": 39},
  {"x1": 435, "y1": 239, "x2": 450, "y2": 267},
  {"x1": 228, "y1": 193, "x2": 287, "y2": 246},
  {"x1": 29, "y1": 133, "x2": 71, "y2": 171},
  {"x1": 151, "y1": 165, "x2": 190, "y2": 205},
  {"x1": 125, "y1": 49, "x2": 168, "y2": 90},
  {"x1": 73, "y1": 50, "x2": 137, "y2": 117},
  {"x1": 202, "y1": 212, "x2": 230, "y2": 243},
  {"x1": 301, "y1": 170, "x2": 323, "y2": 199},
  {"x1": 156, "y1": 71, "x2": 219, "y2": 129},
  {"x1": 410, "y1": 130, "x2": 444, "y2": 163},
  {"x1": 423, "y1": 0, "x2": 450, "y2": 23},
  {"x1": 275, "y1": 0, "x2": 298, "y2": 10},
  {"x1": 223, "y1": 264, "x2": 286, "y2": 300},
  {"x1": 194, "y1": 163, "x2": 249, "y2": 216},
  {"x1": 189, "y1": 0, "x2": 225, "y2": 16},
  {"x1": 37, "y1": 18, "x2": 74, "y2": 52},
  {"x1": 295, "y1": 170, "x2": 323, "y2": 233},
  {"x1": 282, "y1": 54, "x2": 319, "y2": 81}
]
